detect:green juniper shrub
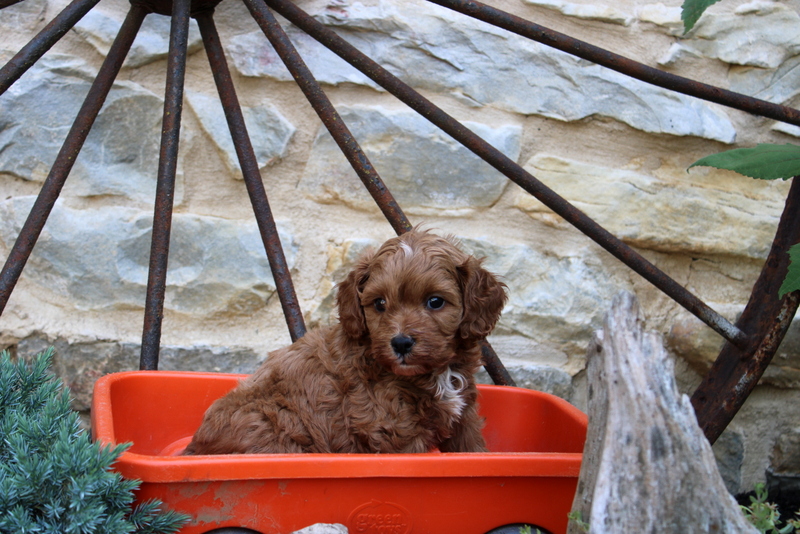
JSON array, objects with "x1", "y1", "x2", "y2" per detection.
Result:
[{"x1": 0, "y1": 348, "x2": 190, "y2": 534}]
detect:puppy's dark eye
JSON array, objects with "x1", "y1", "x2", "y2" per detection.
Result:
[
  {"x1": 374, "y1": 298, "x2": 387, "y2": 312},
  {"x1": 426, "y1": 296, "x2": 445, "y2": 310}
]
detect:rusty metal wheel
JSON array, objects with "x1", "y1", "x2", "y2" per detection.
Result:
[{"x1": 1, "y1": 0, "x2": 798, "y2": 443}]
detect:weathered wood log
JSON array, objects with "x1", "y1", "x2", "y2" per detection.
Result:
[{"x1": 568, "y1": 292, "x2": 757, "y2": 534}]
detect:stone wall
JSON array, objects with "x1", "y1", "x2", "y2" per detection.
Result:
[{"x1": 2, "y1": 0, "x2": 799, "y2": 494}]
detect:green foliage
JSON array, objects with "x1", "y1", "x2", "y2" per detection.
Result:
[
  {"x1": 741, "y1": 483, "x2": 800, "y2": 534},
  {"x1": 681, "y1": 0, "x2": 722, "y2": 32},
  {"x1": 0, "y1": 349, "x2": 190, "y2": 534},
  {"x1": 689, "y1": 144, "x2": 800, "y2": 181}
]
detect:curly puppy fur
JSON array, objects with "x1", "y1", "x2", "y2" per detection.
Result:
[{"x1": 183, "y1": 230, "x2": 507, "y2": 455}]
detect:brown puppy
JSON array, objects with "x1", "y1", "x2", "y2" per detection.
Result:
[{"x1": 183, "y1": 230, "x2": 506, "y2": 455}]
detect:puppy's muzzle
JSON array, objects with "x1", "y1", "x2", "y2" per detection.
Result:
[{"x1": 390, "y1": 334, "x2": 415, "y2": 359}]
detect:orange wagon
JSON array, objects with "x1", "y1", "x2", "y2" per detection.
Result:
[{"x1": 92, "y1": 371, "x2": 587, "y2": 534}]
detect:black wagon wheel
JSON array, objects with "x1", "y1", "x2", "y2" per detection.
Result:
[{"x1": 0, "y1": 0, "x2": 798, "y2": 444}]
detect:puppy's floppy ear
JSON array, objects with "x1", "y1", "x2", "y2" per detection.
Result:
[
  {"x1": 457, "y1": 256, "x2": 507, "y2": 342},
  {"x1": 336, "y1": 253, "x2": 373, "y2": 339}
]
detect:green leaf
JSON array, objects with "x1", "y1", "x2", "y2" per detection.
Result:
[
  {"x1": 779, "y1": 244, "x2": 800, "y2": 297},
  {"x1": 681, "y1": 0, "x2": 721, "y2": 32},
  {"x1": 689, "y1": 143, "x2": 800, "y2": 180}
]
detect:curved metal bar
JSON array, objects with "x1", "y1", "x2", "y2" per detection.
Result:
[
  {"x1": 242, "y1": 0, "x2": 412, "y2": 237},
  {"x1": 0, "y1": 0, "x2": 26, "y2": 8},
  {"x1": 262, "y1": 0, "x2": 748, "y2": 350},
  {"x1": 0, "y1": 6, "x2": 146, "y2": 316},
  {"x1": 196, "y1": 12, "x2": 307, "y2": 342},
  {"x1": 691, "y1": 177, "x2": 800, "y2": 443},
  {"x1": 0, "y1": 0, "x2": 102, "y2": 96},
  {"x1": 140, "y1": 0, "x2": 191, "y2": 371},
  {"x1": 428, "y1": 0, "x2": 800, "y2": 127}
]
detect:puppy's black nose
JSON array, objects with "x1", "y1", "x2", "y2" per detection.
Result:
[{"x1": 391, "y1": 334, "x2": 415, "y2": 357}]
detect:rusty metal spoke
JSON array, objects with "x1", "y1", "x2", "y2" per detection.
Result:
[
  {"x1": 262, "y1": 0, "x2": 748, "y2": 350},
  {"x1": 0, "y1": 5, "x2": 146, "y2": 316},
  {"x1": 196, "y1": 12, "x2": 307, "y2": 342},
  {"x1": 242, "y1": 0, "x2": 412, "y2": 237},
  {"x1": 0, "y1": 0, "x2": 102, "y2": 96},
  {"x1": 481, "y1": 342, "x2": 515, "y2": 386},
  {"x1": 427, "y1": 0, "x2": 800, "y2": 127},
  {"x1": 140, "y1": 0, "x2": 191, "y2": 371}
]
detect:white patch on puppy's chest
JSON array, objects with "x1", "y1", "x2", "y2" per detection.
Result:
[{"x1": 433, "y1": 367, "x2": 467, "y2": 420}]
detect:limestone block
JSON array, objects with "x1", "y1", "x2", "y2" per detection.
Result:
[
  {"x1": 17, "y1": 335, "x2": 262, "y2": 412},
  {"x1": 713, "y1": 429, "x2": 745, "y2": 494},
  {"x1": 0, "y1": 53, "x2": 92, "y2": 182},
  {"x1": 476, "y1": 360, "x2": 574, "y2": 400},
  {"x1": 0, "y1": 197, "x2": 296, "y2": 315},
  {"x1": 772, "y1": 120, "x2": 800, "y2": 138},
  {"x1": 772, "y1": 427, "x2": 800, "y2": 474},
  {"x1": 459, "y1": 238, "x2": 633, "y2": 348},
  {"x1": 228, "y1": 29, "x2": 382, "y2": 90},
  {"x1": 226, "y1": 1, "x2": 735, "y2": 142},
  {"x1": 659, "y1": 2, "x2": 800, "y2": 68},
  {"x1": 72, "y1": 10, "x2": 203, "y2": 68},
  {"x1": 763, "y1": 365, "x2": 800, "y2": 390},
  {"x1": 0, "y1": 0, "x2": 47, "y2": 32},
  {"x1": 308, "y1": 238, "x2": 377, "y2": 329},
  {"x1": 186, "y1": 90, "x2": 295, "y2": 180},
  {"x1": 516, "y1": 154, "x2": 783, "y2": 258},
  {"x1": 0, "y1": 53, "x2": 178, "y2": 203},
  {"x1": 669, "y1": 307, "x2": 800, "y2": 389},
  {"x1": 17, "y1": 335, "x2": 135, "y2": 412},
  {"x1": 485, "y1": 334, "x2": 570, "y2": 370},
  {"x1": 300, "y1": 106, "x2": 519, "y2": 213},
  {"x1": 668, "y1": 306, "x2": 800, "y2": 390},
  {"x1": 667, "y1": 309, "x2": 731, "y2": 374},
  {"x1": 730, "y1": 55, "x2": 800, "y2": 109},
  {"x1": 522, "y1": 0, "x2": 634, "y2": 26},
  {"x1": 637, "y1": 3, "x2": 683, "y2": 31},
  {"x1": 763, "y1": 317, "x2": 800, "y2": 389}
]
